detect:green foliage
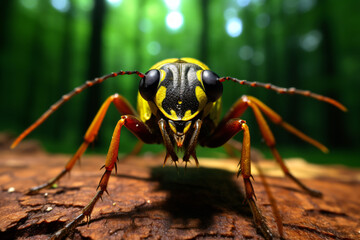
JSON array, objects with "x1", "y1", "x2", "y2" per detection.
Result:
[{"x1": 0, "y1": 0, "x2": 359, "y2": 165}]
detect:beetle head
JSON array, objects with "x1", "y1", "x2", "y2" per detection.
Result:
[{"x1": 139, "y1": 61, "x2": 223, "y2": 147}]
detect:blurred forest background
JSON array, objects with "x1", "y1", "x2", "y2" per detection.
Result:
[{"x1": 0, "y1": 0, "x2": 359, "y2": 166}]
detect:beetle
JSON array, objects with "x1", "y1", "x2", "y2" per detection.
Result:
[{"x1": 11, "y1": 58, "x2": 346, "y2": 239}]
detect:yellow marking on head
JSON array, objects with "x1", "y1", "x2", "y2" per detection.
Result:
[
  {"x1": 148, "y1": 58, "x2": 214, "y2": 121},
  {"x1": 150, "y1": 58, "x2": 180, "y2": 70},
  {"x1": 159, "y1": 69, "x2": 166, "y2": 82},
  {"x1": 183, "y1": 110, "x2": 192, "y2": 120},
  {"x1": 196, "y1": 70, "x2": 205, "y2": 88},
  {"x1": 180, "y1": 58, "x2": 210, "y2": 70},
  {"x1": 149, "y1": 58, "x2": 210, "y2": 71},
  {"x1": 137, "y1": 93, "x2": 152, "y2": 122},
  {"x1": 155, "y1": 86, "x2": 181, "y2": 120},
  {"x1": 210, "y1": 98, "x2": 222, "y2": 123},
  {"x1": 170, "y1": 110, "x2": 179, "y2": 120},
  {"x1": 155, "y1": 85, "x2": 166, "y2": 106},
  {"x1": 195, "y1": 85, "x2": 207, "y2": 109},
  {"x1": 169, "y1": 121, "x2": 177, "y2": 134},
  {"x1": 183, "y1": 121, "x2": 192, "y2": 134},
  {"x1": 181, "y1": 86, "x2": 207, "y2": 121}
]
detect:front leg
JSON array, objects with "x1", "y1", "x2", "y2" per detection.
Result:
[
  {"x1": 50, "y1": 116, "x2": 158, "y2": 239},
  {"x1": 26, "y1": 94, "x2": 139, "y2": 195},
  {"x1": 216, "y1": 96, "x2": 323, "y2": 197},
  {"x1": 202, "y1": 119, "x2": 273, "y2": 240}
]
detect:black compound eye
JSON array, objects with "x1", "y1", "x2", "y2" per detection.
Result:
[
  {"x1": 202, "y1": 70, "x2": 223, "y2": 102},
  {"x1": 139, "y1": 69, "x2": 160, "y2": 101}
]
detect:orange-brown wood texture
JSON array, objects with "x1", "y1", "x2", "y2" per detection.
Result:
[{"x1": 0, "y1": 135, "x2": 359, "y2": 239}]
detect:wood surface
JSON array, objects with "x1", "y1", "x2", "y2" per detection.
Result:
[{"x1": 0, "y1": 135, "x2": 359, "y2": 240}]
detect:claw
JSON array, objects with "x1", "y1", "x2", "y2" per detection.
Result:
[
  {"x1": 163, "y1": 152, "x2": 170, "y2": 167},
  {"x1": 86, "y1": 215, "x2": 91, "y2": 226}
]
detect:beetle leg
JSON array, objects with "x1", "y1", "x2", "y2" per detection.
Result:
[
  {"x1": 11, "y1": 71, "x2": 145, "y2": 149},
  {"x1": 50, "y1": 115, "x2": 158, "y2": 239},
  {"x1": 27, "y1": 94, "x2": 138, "y2": 195},
  {"x1": 227, "y1": 138, "x2": 284, "y2": 238},
  {"x1": 183, "y1": 119, "x2": 202, "y2": 166},
  {"x1": 219, "y1": 96, "x2": 327, "y2": 152},
  {"x1": 221, "y1": 95, "x2": 322, "y2": 197},
  {"x1": 158, "y1": 119, "x2": 179, "y2": 165},
  {"x1": 245, "y1": 96, "x2": 328, "y2": 153},
  {"x1": 203, "y1": 120, "x2": 273, "y2": 239},
  {"x1": 50, "y1": 118, "x2": 124, "y2": 240},
  {"x1": 246, "y1": 96, "x2": 322, "y2": 197}
]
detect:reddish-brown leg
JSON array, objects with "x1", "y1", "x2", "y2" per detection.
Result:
[
  {"x1": 158, "y1": 119, "x2": 179, "y2": 166},
  {"x1": 50, "y1": 115, "x2": 158, "y2": 239},
  {"x1": 27, "y1": 94, "x2": 138, "y2": 194},
  {"x1": 227, "y1": 138, "x2": 284, "y2": 238},
  {"x1": 220, "y1": 95, "x2": 322, "y2": 197},
  {"x1": 245, "y1": 96, "x2": 328, "y2": 153},
  {"x1": 11, "y1": 71, "x2": 145, "y2": 149},
  {"x1": 203, "y1": 119, "x2": 273, "y2": 240}
]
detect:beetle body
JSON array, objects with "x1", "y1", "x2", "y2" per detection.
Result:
[
  {"x1": 11, "y1": 58, "x2": 346, "y2": 239},
  {"x1": 136, "y1": 58, "x2": 222, "y2": 163}
]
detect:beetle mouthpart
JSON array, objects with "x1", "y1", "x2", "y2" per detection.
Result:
[{"x1": 174, "y1": 133, "x2": 185, "y2": 147}]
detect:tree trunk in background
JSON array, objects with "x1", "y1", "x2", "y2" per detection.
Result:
[
  {"x1": 83, "y1": 0, "x2": 106, "y2": 145},
  {"x1": 0, "y1": 0, "x2": 13, "y2": 51},
  {"x1": 284, "y1": 42, "x2": 301, "y2": 134},
  {"x1": 264, "y1": 2, "x2": 279, "y2": 114},
  {"x1": 54, "y1": 3, "x2": 74, "y2": 140},
  {"x1": 283, "y1": 13, "x2": 301, "y2": 135},
  {"x1": 0, "y1": 0, "x2": 14, "y2": 124},
  {"x1": 0, "y1": 1, "x2": 358, "y2": 151},
  {"x1": 318, "y1": 4, "x2": 347, "y2": 147},
  {"x1": 200, "y1": 0, "x2": 209, "y2": 63},
  {"x1": 134, "y1": 0, "x2": 143, "y2": 72},
  {"x1": 24, "y1": 2, "x2": 47, "y2": 128}
]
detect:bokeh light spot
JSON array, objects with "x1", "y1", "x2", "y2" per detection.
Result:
[
  {"x1": 20, "y1": 0, "x2": 38, "y2": 9},
  {"x1": 50, "y1": 0, "x2": 70, "y2": 12},
  {"x1": 147, "y1": 41, "x2": 161, "y2": 55},
  {"x1": 299, "y1": 0, "x2": 317, "y2": 12},
  {"x1": 239, "y1": 46, "x2": 254, "y2": 60},
  {"x1": 164, "y1": 0, "x2": 181, "y2": 10},
  {"x1": 139, "y1": 19, "x2": 152, "y2": 33},
  {"x1": 166, "y1": 11, "x2": 184, "y2": 30},
  {"x1": 237, "y1": 0, "x2": 251, "y2": 7},
  {"x1": 300, "y1": 30, "x2": 322, "y2": 52},
  {"x1": 226, "y1": 18, "x2": 243, "y2": 38},
  {"x1": 106, "y1": 0, "x2": 123, "y2": 7}
]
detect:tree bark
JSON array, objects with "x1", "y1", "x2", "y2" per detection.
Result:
[{"x1": 0, "y1": 135, "x2": 359, "y2": 239}]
